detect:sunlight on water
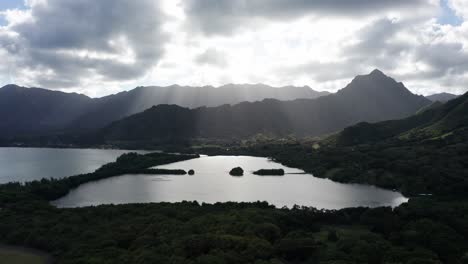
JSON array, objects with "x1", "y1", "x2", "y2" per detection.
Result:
[{"x1": 53, "y1": 155, "x2": 408, "y2": 209}]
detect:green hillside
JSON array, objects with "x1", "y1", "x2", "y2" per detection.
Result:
[{"x1": 333, "y1": 92, "x2": 468, "y2": 146}]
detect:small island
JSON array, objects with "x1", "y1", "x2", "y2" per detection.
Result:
[
  {"x1": 188, "y1": 169, "x2": 195, "y2": 175},
  {"x1": 229, "y1": 167, "x2": 244, "y2": 176},
  {"x1": 253, "y1": 169, "x2": 285, "y2": 176},
  {"x1": 139, "y1": 168, "x2": 187, "y2": 175}
]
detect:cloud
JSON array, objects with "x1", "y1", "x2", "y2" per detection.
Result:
[
  {"x1": 273, "y1": 11, "x2": 468, "y2": 95},
  {"x1": 413, "y1": 43, "x2": 468, "y2": 78},
  {"x1": 0, "y1": 0, "x2": 467, "y2": 97},
  {"x1": 0, "y1": 0, "x2": 169, "y2": 89},
  {"x1": 277, "y1": 18, "x2": 407, "y2": 82},
  {"x1": 183, "y1": 0, "x2": 434, "y2": 35},
  {"x1": 449, "y1": 0, "x2": 468, "y2": 19},
  {"x1": 195, "y1": 48, "x2": 228, "y2": 67}
]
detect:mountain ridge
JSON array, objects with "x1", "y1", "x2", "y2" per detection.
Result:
[
  {"x1": 0, "y1": 83, "x2": 329, "y2": 138},
  {"x1": 426, "y1": 92, "x2": 459, "y2": 103},
  {"x1": 333, "y1": 91, "x2": 468, "y2": 146},
  {"x1": 70, "y1": 83, "x2": 330, "y2": 130},
  {"x1": 97, "y1": 70, "x2": 432, "y2": 143},
  {"x1": 0, "y1": 85, "x2": 93, "y2": 137}
]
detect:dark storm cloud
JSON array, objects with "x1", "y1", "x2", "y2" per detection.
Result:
[
  {"x1": 0, "y1": 0, "x2": 168, "y2": 88},
  {"x1": 183, "y1": 0, "x2": 429, "y2": 35}
]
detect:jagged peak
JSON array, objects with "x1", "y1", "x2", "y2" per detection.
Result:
[
  {"x1": 344, "y1": 69, "x2": 396, "y2": 89},
  {"x1": 369, "y1": 69, "x2": 386, "y2": 77},
  {"x1": 349, "y1": 69, "x2": 393, "y2": 84}
]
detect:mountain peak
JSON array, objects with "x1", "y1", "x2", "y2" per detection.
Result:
[
  {"x1": 341, "y1": 69, "x2": 397, "y2": 94},
  {"x1": 351, "y1": 69, "x2": 391, "y2": 84},
  {"x1": 337, "y1": 70, "x2": 431, "y2": 110},
  {"x1": 368, "y1": 69, "x2": 387, "y2": 77},
  {"x1": 1, "y1": 84, "x2": 23, "y2": 90}
]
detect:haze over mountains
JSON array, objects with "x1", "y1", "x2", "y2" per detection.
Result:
[
  {"x1": 426, "y1": 92, "x2": 459, "y2": 103},
  {"x1": 98, "y1": 70, "x2": 432, "y2": 142},
  {"x1": 1, "y1": 69, "x2": 439, "y2": 142},
  {"x1": 72, "y1": 84, "x2": 329, "y2": 131},
  {"x1": 0, "y1": 83, "x2": 328, "y2": 138}
]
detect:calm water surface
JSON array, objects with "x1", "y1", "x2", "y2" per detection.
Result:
[
  {"x1": 0, "y1": 147, "x2": 147, "y2": 183},
  {"x1": 53, "y1": 156, "x2": 408, "y2": 209}
]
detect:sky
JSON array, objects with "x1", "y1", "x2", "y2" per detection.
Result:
[{"x1": 0, "y1": 0, "x2": 467, "y2": 97}]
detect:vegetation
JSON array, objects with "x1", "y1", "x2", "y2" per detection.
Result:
[
  {"x1": 253, "y1": 169, "x2": 285, "y2": 176},
  {"x1": 0, "y1": 90, "x2": 466, "y2": 263},
  {"x1": 0, "y1": 146, "x2": 465, "y2": 264},
  {"x1": 139, "y1": 168, "x2": 187, "y2": 175},
  {"x1": 1, "y1": 186, "x2": 468, "y2": 263},
  {"x1": 234, "y1": 135, "x2": 467, "y2": 197},
  {"x1": 0, "y1": 246, "x2": 51, "y2": 264},
  {"x1": 0, "y1": 138, "x2": 467, "y2": 262},
  {"x1": 229, "y1": 167, "x2": 244, "y2": 176}
]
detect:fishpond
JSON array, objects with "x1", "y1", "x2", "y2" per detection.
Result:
[{"x1": 53, "y1": 155, "x2": 408, "y2": 209}]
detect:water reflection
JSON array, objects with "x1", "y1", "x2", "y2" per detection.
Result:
[
  {"x1": 0, "y1": 147, "x2": 148, "y2": 183},
  {"x1": 53, "y1": 156, "x2": 408, "y2": 209}
]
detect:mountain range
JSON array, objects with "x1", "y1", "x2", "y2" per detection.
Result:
[
  {"x1": 0, "y1": 84, "x2": 328, "y2": 138},
  {"x1": 71, "y1": 84, "x2": 329, "y2": 131},
  {"x1": 426, "y1": 92, "x2": 459, "y2": 103},
  {"x1": 1, "y1": 69, "x2": 442, "y2": 143},
  {"x1": 97, "y1": 70, "x2": 432, "y2": 142}
]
